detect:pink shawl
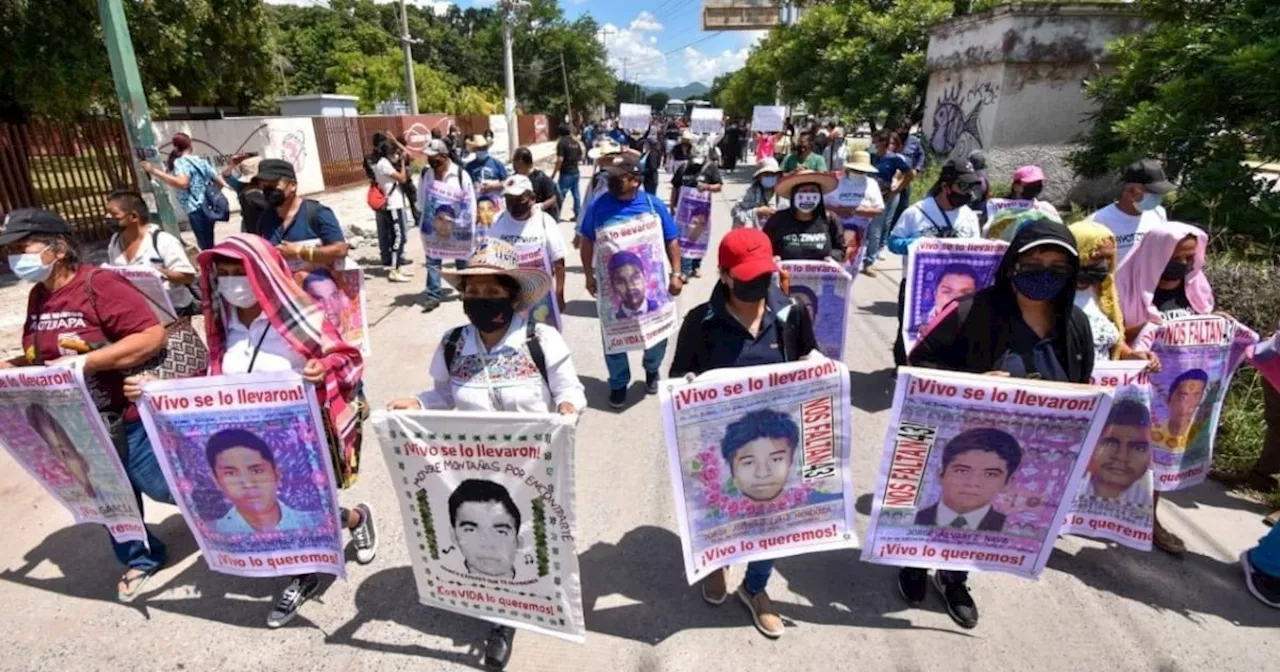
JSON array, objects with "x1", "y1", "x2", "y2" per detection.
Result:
[{"x1": 1114, "y1": 221, "x2": 1214, "y2": 329}]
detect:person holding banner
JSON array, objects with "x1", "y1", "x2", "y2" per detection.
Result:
[
  {"x1": 384, "y1": 239, "x2": 583, "y2": 668},
  {"x1": 980, "y1": 165, "x2": 1061, "y2": 228},
  {"x1": 1, "y1": 209, "x2": 173, "y2": 601},
  {"x1": 668, "y1": 228, "x2": 819, "y2": 639},
  {"x1": 128, "y1": 233, "x2": 377, "y2": 626},
  {"x1": 487, "y1": 175, "x2": 568, "y2": 327},
  {"x1": 763, "y1": 171, "x2": 844, "y2": 263},
  {"x1": 105, "y1": 189, "x2": 199, "y2": 317},
  {"x1": 671, "y1": 143, "x2": 723, "y2": 280},
  {"x1": 1069, "y1": 220, "x2": 1161, "y2": 368},
  {"x1": 902, "y1": 216, "x2": 1091, "y2": 628},
  {"x1": 825, "y1": 152, "x2": 886, "y2": 269},
  {"x1": 732, "y1": 159, "x2": 784, "y2": 230},
  {"x1": 419, "y1": 139, "x2": 478, "y2": 313}
]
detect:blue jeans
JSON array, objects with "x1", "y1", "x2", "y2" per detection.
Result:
[
  {"x1": 604, "y1": 339, "x2": 667, "y2": 391},
  {"x1": 187, "y1": 208, "x2": 216, "y2": 250},
  {"x1": 1249, "y1": 524, "x2": 1280, "y2": 576},
  {"x1": 680, "y1": 257, "x2": 703, "y2": 276},
  {"x1": 377, "y1": 208, "x2": 409, "y2": 267},
  {"x1": 862, "y1": 192, "x2": 901, "y2": 267},
  {"x1": 744, "y1": 560, "x2": 774, "y2": 595},
  {"x1": 425, "y1": 258, "x2": 468, "y2": 300},
  {"x1": 557, "y1": 173, "x2": 581, "y2": 220},
  {"x1": 111, "y1": 420, "x2": 175, "y2": 571}
]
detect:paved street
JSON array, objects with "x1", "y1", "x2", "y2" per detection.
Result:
[{"x1": 0, "y1": 167, "x2": 1275, "y2": 671}]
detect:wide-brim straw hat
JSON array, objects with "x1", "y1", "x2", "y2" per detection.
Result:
[
  {"x1": 467, "y1": 133, "x2": 491, "y2": 149},
  {"x1": 844, "y1": 150, "x2": 877, "y2": 175},
  {"x1": 440, "y1": 239, "x2": 551, "y2": 311},
  {"x1": 753, "y1": 158, "x2": 782, "y2": 179},
  {"x1": 587, "y1": 138, "x2": 622, "y2": 161},
  {"x1": 237, "y1": 156, "x2": 263, "y2": 181},
  {"x1": 776, "y1": 169, "x2": 838, "y2": 199}
]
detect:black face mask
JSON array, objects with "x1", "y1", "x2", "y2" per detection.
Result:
[
  {"x1": 1161, "y1": 260, "x2": 1191, "y2": 282},
  {"x1": 947, "y1": 186, "x2": 973, "y2": 208},
  {"x1": 505, "y1": 198, "x2": 533, "y2": 220},
  {"x1": 106, "y1": 216, "x2": 125, "y2": 233},
  {"x1": 607, "y1": 175, "x2": 629, "y2": 198},
  {"x1": 1020, "y1": 182, "x2": 1044, "y2": 200},
  {"x1": 1078, "y1": 261, "x2": 1110, "y2": 286},
  {"x1": 731, "y1": 274, "x2": 772, "y2": 302},
  {"x1": 263, "y1": 187, "x2": 287, "y2": 208},
  {"x1": 462, "y1": 298, "x2": 516, "y2": 334}
]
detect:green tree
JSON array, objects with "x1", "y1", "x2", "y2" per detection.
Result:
[
  {"x1": 646, "y1": 92, "x2": 670, "y2": 112},
  {"x1": 1070, "y1": 0, "x2": 1280, "y2": 238}
]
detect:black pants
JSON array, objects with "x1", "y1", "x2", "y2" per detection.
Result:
[
  {"x1": 376, "y1": 208, "x2": 408, "y2": 268},
  {"x1": 894, "y1": 278, "x2": 908, "y2": 366},
  {"x1": 902, "y1": 567, "x2": 967, "y2": 584}
]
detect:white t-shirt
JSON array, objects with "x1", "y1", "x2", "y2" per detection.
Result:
[
  {"x1": 487, "y1": 210, "x2": 567, "y2": 268},
  {"x1": 824, "y1": 174, "x2": 885, "y2": 226},
  {"x1": 220, "y1": 309, "x2": 307, "y2": 375},
  {"x1": 1089, "y1": 203, "x2": 1167, "y2": 266},
  {"x1": 891, "y1": 196, "x2": 982, "y2": 243},
  {"x1": 375, "y1": 157, "x2": 408, "y2": 212},
  {"x1": 106, "y1": 225, "x2": 196, "y2": 308}
]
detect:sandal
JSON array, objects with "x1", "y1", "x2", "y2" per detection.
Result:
[
  {"x1": 1153, "y1": 523, "x2": 1186, "y2": 556},
  {"x1": 117, "y1": 568, "x2": 157, "y2": 603}
]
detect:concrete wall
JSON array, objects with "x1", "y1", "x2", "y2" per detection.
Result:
[{"x1": 923, "y1": 3, "x2": 1150, "y2": 206}]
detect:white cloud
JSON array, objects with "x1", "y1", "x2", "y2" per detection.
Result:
[
  {"x1": 598, "y1": 22, "x2": 673, "y2": 86},
  {"x1": 739, "y1": 30, "x2": 767, "y2": 47},
  {"x1": 681, "y1": 46, "x2": 750, "y2": 85},
  {"x1": 629, "y1": 11, "x2": 664, "y2": 33}
]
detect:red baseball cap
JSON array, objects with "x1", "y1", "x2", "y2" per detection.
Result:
[{"x1": 718, "y1": 228, "x2": 778, "y2": 282}]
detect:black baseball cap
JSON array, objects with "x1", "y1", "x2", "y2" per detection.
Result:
[
  {"x1": 0, "y1": 208, "x2": 73, "y2": 246},
  {"x1": 600, "y1": 151, "x2": 641, "y2": 177},
  {"x1": 1123, "y1": 158, "x2": 1174, "y2": 194},
  {"x1": 940, "y1": 158, "x2": 979, "y2": 184},
  {"x1": 257, "y1": 159, "x2": 297, "y2": 182}
]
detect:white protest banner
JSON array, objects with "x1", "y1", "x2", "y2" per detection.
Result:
[
  {"x1": 296, "y1": 259, "x2": 372, "y2": 355},
  {"x1": 1060, "y1": 360, "x2": 1155, "y2": 551},
  {"x1": 660, "y1": 359, "x2": 856, "y2": 584},
  {"x1": 619, "y1": 103, "x2": 651, "y2": 132},
  {"x1": 374, "y1": 410, "x2": 584, "y2": 642},
  {"x1": 780, "y1": 260, "x2": 852, "y2": 361},
  {"x1": 675, "y1": 186, "x2": 713, "y2": 260},
  {"x1": 99, "y1": 265, "x2": 177, "y2": 325},
  {"x1": 0, "y1": 365, "x2": 146, "y2": 545},
  {"x1": 593, "y1": 206, "x2": 678, "y2": 355},
  {"x1": 423, "y1": 173, "x2": 476, "y2": 261},
  {"x1": 862, "y1": 367, "x2": 1113, "y2": 579},
  {"x1": 691, "y1": 108, "x2": 724, "y2": 135},
  {"x1": 902, "y1": 238, "x2": 1007, "y2": 352},
  {"x1": 1134, "y1": 315, "x2": 1258, "y2": 490},
  {"x1": 138, "y1": 372, "x2": 345, "y2": 578},
  {"x1": 487, "y1": 115, "x2": 511, "y2": 164},
  {"x1": 752, "y1": 105, "x2": 786, "y2": 133}
]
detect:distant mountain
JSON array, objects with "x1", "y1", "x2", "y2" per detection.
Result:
[{"x1": 644, "y1": 82, "x2": 711, "y2": 100}]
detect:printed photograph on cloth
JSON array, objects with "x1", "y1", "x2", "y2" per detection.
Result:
[
  {"x1": 299, "y1": 263, "x2": 370, "y2": 354},
  {"x1": 902, "y1": 239, "x2": 1007, "y2": 351},
  {"x1": 676, "y1": 187, "x2": 712, "y2": 259},
  {"x1": 600, "y1": 246, "x2": 668, "y2": 323},
  {"x1": 423, "y1": 181, "x2": 475, "y2": 260},
  {"x1": 780, "y1": 260, "x2": 851, "y2": 361}
]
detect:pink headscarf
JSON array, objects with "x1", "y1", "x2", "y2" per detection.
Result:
[{"x1": 1114, "y1": 221, "x2": 1214, "y2": 329}]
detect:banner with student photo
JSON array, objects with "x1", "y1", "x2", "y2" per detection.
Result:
[
  {"x1": 297, "y1": 260, "x2": 371, "y2": 355},
  {"x1": 99, "y1": 265, "x2": 177, "y2": 325},
  {"x1": 752, "y1": 105, "x2": 786, "y2": 133},
  {"x1": 691, "y1": 108, "x2": 724, "y2": 135},
  {"x1": 676, "y1": 186, "x2": 713, "y2": 260},
  {"x1": 506, "y1": 229, "x2": 562, "y2": 330},
  {"x1": 138, "y1": 372, "x2": 345, "y2": 578},
  {"x1": 373, "y1": 410, "x2": 584, "y2": 643},
  {"x1": 862, "y1": 367, "x2": 1113, "y2": 579},
  {"x1": 593, "y1": 207, "x2": 678, "y2": 355},
  {"x1": 423, "y1": 174, "x2": 476, "y2": 260},
  {"x1": 660, "y1": 359, "x2": 856, "y2": 584},
  {"x1": 619, "y1": 103, "x2": 650, "y2": 132},
  {"x1": 1059, "y1": 360, "x2": 1155, "y2": 551},
  {"x1": 780, "y1": 260, "x2": 852, "y2": 361},
  {"x1": 0, "y1": 366, "x2": 146, "y2": 545},
  {"x1": 1134, "y1": 315, "x2": 1258, "y2": 490},
  {"x1": 902, "y1": 238, "x2": 1007, "y2": 352}
]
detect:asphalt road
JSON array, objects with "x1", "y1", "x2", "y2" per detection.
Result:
[{"x1": 0, "y1": 166, "x2": 1275, "y2": 672}]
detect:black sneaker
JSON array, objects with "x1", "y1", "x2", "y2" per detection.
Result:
[
  {"x1": 267, "y1": 574, "x2": 321, "y2": 628},
  {"x1": 609, "y1": 388, "x2": 626, "y2": 410},
  {"x1": 483, "y1": 625, "x2": 516, "y2": 669},
  {"x1": 897, "y1": 567, "x2": 928, "y2": 604},
  {"x1": 645, "y1": 370, "x2": 660, "y2": 395},
  {"x1": 351, "y1": 503, "x2": 378, "y2": 565},
  {"x1": 422, "y1": 298, "x2": 441, "y2": 313},
  {"x1": 932, "y1": 572, "x2": 979, "y2": 629},
  {"x1": 1240, "y1": 550, "x2": 1280, "y2": 608}
]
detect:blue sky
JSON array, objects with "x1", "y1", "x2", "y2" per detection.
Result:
[{"x1": 266, "y1": 0, "x2": 762, "y2": 87}]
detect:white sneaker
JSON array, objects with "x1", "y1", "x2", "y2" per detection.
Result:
[
  {"x1": 388, "y1": 269, "x2": 411, "y2": 283},
  {"x1": 396, "y1": 265, "x2": 415, "y2": 278}
]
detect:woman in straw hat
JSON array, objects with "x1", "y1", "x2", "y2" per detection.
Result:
[
  {"x1": 824, "y1": 150, "x2": 886, "y2": 269},
  {"x1": 731, "y1": 158, "x2": 784, "y2": 229},
  {"x1": 386, "y1": 238, "x2": 584, "y2": 669},
  {"x1": 762, "y1": 170, "x2": 844, "y2": 262}
]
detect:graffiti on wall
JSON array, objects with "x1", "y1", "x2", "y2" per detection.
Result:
[
  {"x1": 929, "y1": 80, "x2": 999, "y2": 158},
  {"x1": 158, "y1": 124, "x2": 308, "y2": 176}
]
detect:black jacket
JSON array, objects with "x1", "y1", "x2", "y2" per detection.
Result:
[
  {"x1": 670, "y1": 283, "x2": 818, "y2": 377},
  {"x1": 914, "y1": 504, "x2": 1007, "y2": 532},
  {"x1": 909, "y1": 218, "x2": 1094, "y2": 384}
]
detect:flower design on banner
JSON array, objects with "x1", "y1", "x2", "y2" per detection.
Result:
[{"x1": 692, "y1": 448, "x2": 815, "y2": 522}]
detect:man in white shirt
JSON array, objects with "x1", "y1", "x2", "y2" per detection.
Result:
[
  {"x1": 418, "y1": 139, "x2": 478, "y2": 312},
  {"x1": 105, "y1": 190, "x2": 197, "y2": 315},
  {"x1": 374, "y1": 144, "x2": 414, "y2": 283},
  {"x1": 487, "y1": 175, "x2": 568, "y2": 320},
  {"x1": 914, "y1": 427, "x2": 1023, "y2": 532},
  {"x1": 1087, "y1": 158, "x2": 1173, "y2": 265}
]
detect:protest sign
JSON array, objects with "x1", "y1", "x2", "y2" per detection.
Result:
[
  {"x1": 297, "y1": 260, "x2": 371, "y2": 354},
  {"x1": 780, "y1": 260, "x2": 852, "y2": 361},
  {"x1": 691, "y1": 108, "x2": 724, "y2": 135},
  {"x1": 486, "y1": 115, "x2": 510, "y2": 164},
  {"x1": 862, "y1": 367, "x2": 1113, "y2": 579},
  {"x1": 676, "y1": 186, "x2": 713, "y2": 260},
  {"x1": 752, "y1": 105, "x2": 786, "y2": 133},
  {"x1": 423, "y1": 174, "x2": 476, "y2": 260},
  {"x1": 374, "y1": 410, "x2": 584, "y2": 642},
  {"x1": 99, "y1": 265, "x2": 177, "y2": 324},
  {"x1": 619, "y1": 104, "x2": 651, "y2": 132},
  {"x1": 138, "y1": 372, "x2": 345, "y2": 578},
  {"x1": 592, "y1": 207, "x2": 678, "y2": 355},
  {"x1": 1134, "y1": 315, "x2": 1258, "y2": 490},
  {"x1": 660, "y1": 359, "x2": 856, "y2": 584},
  {"x1": 1060, "y1": 360, "x2": 1155, "y2": 551},
  {"x1": 902, "y1": 238, "x2": 1007, "y2": 352},
  {"x1": 0, "y1": 365, "x2": 146, "y2": 545}
]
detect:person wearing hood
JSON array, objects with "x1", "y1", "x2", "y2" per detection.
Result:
[
  {"x1": 1069, "y1": 220, "x2": 1161, "y2": 367},
  {"x1": 901, "y1": 215, "x2": 1092, "y2": 630},
  {"x1": 669, "y1": 228, "x2": 819, "y2": 640},
  {"x1": 732, "y1": 159, "x2": 784, "y2": 230},
  {"x1": 672, "y1": 143, "x2": 724, "y2": 279},
  {"x1": 762, "y1": 170, "x2": 844, "y2": 262}
]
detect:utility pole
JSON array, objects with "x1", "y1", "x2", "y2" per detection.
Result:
[
  {"x1": 560, "y1": 51, "x2": 572, "y2": 123},
  {"x1": 398, "y1": 0, "x2": 419, "y2": 114},
  {"x1": 500, "y1": 0, "x2": 523, "y2": 161},
  {"x1": 97, "y1": 0, "x2": 179, "y2": 236}
]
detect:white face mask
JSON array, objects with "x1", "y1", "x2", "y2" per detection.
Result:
[
  {"x1": 217, "y1": 276, "x2": 258, "y2": 309},
  {"x1": 793, "y1": 192, "x2": 822, "y2": 213},
  {"x1": 8, "y1": 250, "x2": 54, "y2": 284}
]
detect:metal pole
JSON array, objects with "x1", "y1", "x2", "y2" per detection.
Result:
[
  {"x1": 560, "y1": 51, "x2": 572, "y2": 123},
  {"x1": 399, "y1": 0, "x2": 418, "y2": 114},
  {"x1": 501, "y1": 2, "x2": 518, "y2": 160},
  {"x1": 97, "y1": 0, "x2": 179, "y2": 236}
]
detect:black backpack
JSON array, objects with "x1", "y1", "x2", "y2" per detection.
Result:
[{"x1": 443, "y1": 320, "x2": 549, "y2": 385}]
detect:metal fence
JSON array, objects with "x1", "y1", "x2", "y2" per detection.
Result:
[{"x1": 0, "y1": 118, "x2": 137, "y2": 242}]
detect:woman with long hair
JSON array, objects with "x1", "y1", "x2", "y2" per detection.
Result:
[
  {"x1": 762, "y1": 170, "x2": 844, "y2": 262},
  {"x1": 140, "y1": 132, "x2": 227, "y2": 250}
]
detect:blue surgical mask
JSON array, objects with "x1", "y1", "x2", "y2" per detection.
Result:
[
  {"x1": 475, "y1": 150, "x2": 489, "y2": 161},
  {"x1": 760, "y1": 176, "x2": 779, "y2": 189},
  {"x1": 1138, "y1": 191, "x2": 1163, "y2": 212},
  {"x1": 8, "y1": 251, "x2": 53, "y2": 284}
]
